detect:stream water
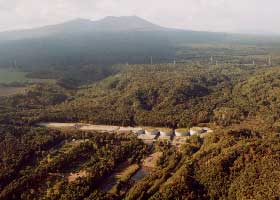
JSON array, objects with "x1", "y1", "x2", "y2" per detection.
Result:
[
  {"x1": 131, "y1": 166, "x2": 152, "y2": 181},
  {"x1": 100, "y1": 165, "x2": 153, "y2": 192}
]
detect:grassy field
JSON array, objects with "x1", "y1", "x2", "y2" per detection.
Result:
[
  {"x1": 0, "y1": 86, "x2": 26, "y2": 97},
  {"x1": 0, "y1": 69, "x2": 29, "y2": 96},
  {"x1": 0, "y1": 68, "x2": 56, "y2": 96},
  {"x1": 0, "y1": 68, "x2": 29, "y2": 84}
]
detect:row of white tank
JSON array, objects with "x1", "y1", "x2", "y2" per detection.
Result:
[
  {"x1": 135, "y1": 127, "x2": 209, "y2": 137},
  {"x1": 38, "y1": 123, "x2": 210, "y2": 137}
]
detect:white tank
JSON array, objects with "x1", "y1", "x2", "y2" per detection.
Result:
[
  {"x1": 175, "y1": 128, "x2": 189, "y2": 137},
  {"x1": 145, "y1": 128, "x2": 159, "y2": 136},
  {"x1": 159, "y1": 128, "x2": 174, "y2": 136},
  {"x1": 135, "y1": 129, "x2": 145, "y2": 135},
  {"x1": 190, "y1": 127, "x2": 204, "y2": 135}
]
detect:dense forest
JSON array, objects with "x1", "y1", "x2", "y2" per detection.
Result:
[
  {"x1": 0, "y1": 61, "x2": 280, "y2": 199},
  {"x1": 0, "y1": 125, "x2": 148, "y2": 200},
  {"x1": 26, "y1": 63, "x2": 280, "y2": 130}
]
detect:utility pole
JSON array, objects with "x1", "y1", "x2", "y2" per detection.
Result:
[
  {"x1": 268, "y1": 55, "x2": 272, "y2": 66},
  {"x1": 11, "y1": 60, "x2": 17, "y2": 71}
]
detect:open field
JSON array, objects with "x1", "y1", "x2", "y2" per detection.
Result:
[
  {"x1": 0, "y1": 69, "x2": 56, "y2": 96},
  {"x1": 0, "y1": 68, "x2": 29, "y2": 84},
  {"x1": 0, "y1": 68, "x2": 56, "y2": 84},
  {"x1": 0, "y1": 86, "x2": 26, "y2": 97},
  {"x1": 142, "y1": 152, "x2": 163, "y2": 168},
  {"x1": 67, "y1": 170, "x2": 88, "y2": 183}
]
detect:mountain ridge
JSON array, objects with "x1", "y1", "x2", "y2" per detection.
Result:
[
  {"x1": 0, "y1": 16, "x2": 165, "y2": 41},
  {"x1": 0, "y1": 16, "x2": 279, "y2": 69},
  {"x1": 1, "y1": 16, "x2": 280, "y2": 42}
]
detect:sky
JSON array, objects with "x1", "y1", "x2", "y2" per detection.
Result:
[{"x1": 0, "y1": 0, "x2": 279, "y2": 34}]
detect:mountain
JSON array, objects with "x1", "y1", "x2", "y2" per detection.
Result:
[
  {"x1": 0, "y1": 16, "x2": 175, "y2": 69},
  {"x1": 0, "y1": 16, "x2": 279, "y2": 70},
  {"x1": 0, "y1": 16, "x2": 178, "y2": 69},
  {"x1": 0, "y1": 16, "x2": 163, "y2": 41},
  {"x1": 87, "y1": 16, "x2": 163, "y2": 32}
]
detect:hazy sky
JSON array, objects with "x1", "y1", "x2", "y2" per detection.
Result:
[{"x1": 0, "y1": 0, "x2": 279, "y2": 34}]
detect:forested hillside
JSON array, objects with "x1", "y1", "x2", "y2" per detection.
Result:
[
  {"x1": 0, "y1": 124, "x2": 279, "y2": 199},
  {"x1": 1, "y1": 63, "x2": 280, "y2": 199},
  {"x1": 29, "y1": 64, "x2": 280, "y2": 131}
]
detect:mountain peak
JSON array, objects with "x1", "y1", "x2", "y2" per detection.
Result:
[
  {"x1": 66, "y1": 18, "x2": 92, "y2": 23},
  {"x1": 60, "y1": 18, "x2": 93, "y2": 27},
  {"x1": 94, "y1": 16, "x2": 162, "y2": 31},
  {"x1": 102, "y1": 15, "x2": 142, "y2": 20},
  {"x1": 0, "y1": 16, "x2": 164, "y2": 41}
]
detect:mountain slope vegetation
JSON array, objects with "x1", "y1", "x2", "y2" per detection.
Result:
[
  {"x1": 0, "y1": 63, "x2": 280, "y2": 199},
  {"x1": 31, "y1": 64, "x2": 279, "y2": 130}
]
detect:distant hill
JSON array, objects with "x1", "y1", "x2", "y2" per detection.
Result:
[
  {"x1": 0, "y1": 16, "x2": 279, "y2": 69},
  {"x1": 0, "y1": 16, "x2": 164, "y2": 41},
  {"x1": 0, "y1": 16, "x2": 175, "y2": 69}
]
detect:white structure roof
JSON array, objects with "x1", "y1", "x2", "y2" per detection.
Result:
[
  {"x1": 145, "y1": 128, "x2": 159, "y2": 136},
  {"x1": 138, "y1": 134, "x2": 157, "y2": 140},
  {"x1": 190, "y1": 127, "x2": 205, "y2": 135},
  {"x1": 158, "y1": 128, "x2": 174, "y2": 136},
  {"x1": 175, "y1": 128, "x2": 189, "y2": 136}
]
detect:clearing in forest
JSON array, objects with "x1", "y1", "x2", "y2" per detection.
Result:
[
  {"x1": 0, "y1": 86, "x2": 26, "y2": 96},
  {"x1": 142, "y1": 152, "x2": 163, "y2": 168},
  {"x1": 68, "y1": 170, "x2": 88, "y2": 183}
]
